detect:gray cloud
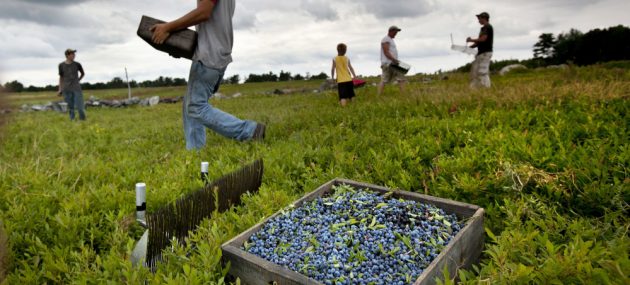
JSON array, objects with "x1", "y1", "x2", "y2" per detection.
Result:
[
  {"x1": 300, "y1": 0, "x2": 338, "y2": 21},
  {"x1": 357, "y1": 0, "x2": 433, "y2": 19},
  {"x1": 233, "y1": 2, "x2": 258, "y2": 29},
  {"x1": 0, "y1": 0, "x2": 101, "y2": 27},
  {"x1": 233, "y1": 0, "x2": 338, "y2": 27},
  {"x1": 21, "y1": 0, "x2": 92, "y2": 7}
]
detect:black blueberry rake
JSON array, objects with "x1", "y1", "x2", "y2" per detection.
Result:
[{"x1": 131, "y1": 159, "x2": 263, "y2": 269}]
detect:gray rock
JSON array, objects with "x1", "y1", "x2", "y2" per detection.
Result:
[
  {"x1": 123, "y1": 97, "x2": 141, "y2": 106},
  {"x1": 148, "y1": 96, "x2": 160, "y2": 106},
  {"x1": 31, "y1": 105, "x2": 46, "y2": 111},
  {"x1": 139, "y1": 96, "x2": 160, "y2": 106},
  {"x1": 159, "y1": 96, "x2": 182, "y2": 104},
  {"x1": 318, "y1": 79, "x2": 337, "y2": 92},
  {"x1": 499, "y1": 64, "x2": 527, "y2": 76}
]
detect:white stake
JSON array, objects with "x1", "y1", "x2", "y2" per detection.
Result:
[
  {"x1": 135, "y1": 182, "x2": 146, "y2": 226},
  {"x1": 201, "y1": 161, "x2": 209, "y2": 182}
]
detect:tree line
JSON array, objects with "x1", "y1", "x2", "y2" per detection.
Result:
[
  {"x1": 532, "y1": 25, "x2": 629, "y2": 65},
  {"x1": 2, "y1": 76, "x2": 189, "y2": 93},
  {"x1": 242, "y1": 70, "x2": 328, "y2": 83},
  {"x1": 3, "y1": 69, "x2": 330, "y2": 93}
]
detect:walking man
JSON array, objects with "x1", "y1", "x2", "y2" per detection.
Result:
[
  {"x1": 150, "y1": 0, "x2": 265, "y2": 150},
  {"x1": 467, "y1": 12, "x2": 494, "y2": 88},
  {"x1": 377, "y1": 25, "x2": 406, "y2": 95},
  {"x1": 58, "y1": 49, "x2": 86, "y2": 120}
]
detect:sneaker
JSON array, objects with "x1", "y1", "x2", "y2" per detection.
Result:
[{"x1": 251, "y1": 123, "x2": 266, "y2": 140}]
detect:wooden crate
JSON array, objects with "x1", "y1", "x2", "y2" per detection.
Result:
[
  {"x1": 137, "y1": 15, "x2": 197, "y2": 60},
  {"x1": 222, "y1": 178, "x2": 485, "y2": 285}
]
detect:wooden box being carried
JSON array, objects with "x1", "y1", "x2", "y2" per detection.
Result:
[{"x1": 137, "y1": 15, "x2": 197, "y2": 60}]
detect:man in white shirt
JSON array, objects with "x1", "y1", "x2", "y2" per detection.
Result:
[{"x1": 377, "y1": 25, "x2": 406, "y2": 95}]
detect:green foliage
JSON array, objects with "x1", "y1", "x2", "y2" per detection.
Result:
[
  {"x1": 533, "y1": 33, "x2": 556, "y2": 60},
  {"x1": 0, "y1": 65, "x2": 628, "y2": 283},
  {"x1": 547, "y1": 25, "x2": 630, "y2": 66}
]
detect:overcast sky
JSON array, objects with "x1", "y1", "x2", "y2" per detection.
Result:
[{"x1": 1, "y1": 0, "x2": 628, "y2": 87}]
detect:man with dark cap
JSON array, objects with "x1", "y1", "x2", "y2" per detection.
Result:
[
  {"x1": 58, "y1": 48, "x2": 86, "y2": 120},
  {"x1": 466, "y1": 12, "x2": 494, "y2": 88},
  {"x1": 378, "y1": 25, "x2": 406, "y2": 95}
]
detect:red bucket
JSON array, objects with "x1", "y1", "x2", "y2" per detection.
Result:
[{"x1": 352, "y1": 79, "x2": 367, "y2": 88}]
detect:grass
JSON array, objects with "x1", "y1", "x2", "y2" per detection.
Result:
[{"x1": 0, "y1": 64, "x2": 628, "y2": 284}]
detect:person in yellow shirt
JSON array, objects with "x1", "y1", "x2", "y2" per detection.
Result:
[{"x1": 331, "y1": 43, "x2": 357, "y2": 107}]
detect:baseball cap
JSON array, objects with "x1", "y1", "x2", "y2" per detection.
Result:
[
  {"x1": 388, "y1": 25, "x2": 401, "y2": 32},
  {"x1": 64, "y1": 48, "x2": 77, "y2": 55},
  {"x1": 476, "y1": 12, "x2": 490, "y2": 19}
]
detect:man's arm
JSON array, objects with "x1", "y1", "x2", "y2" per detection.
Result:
[
  {"x1": 382, "y1": 42, "x2": 399, "y2": 64},
  {"x1": 58, "y1": 64, "x2": 63, "y2": 95},
  {"x1": 78, "y1": 64, "x2": 85, "y2": 81},
  {"x1": 331, "y1": 59, "x2": 336, "y2": 80},
  {"x1": 467, "y1": 34, "x2": 487, "y2": 48},
  {"x1": 58, "y1": 76, "x2": 63, "y2": 95},
  {"x1": 151, "y1": 0, "x2": 217, "y2": 44}
]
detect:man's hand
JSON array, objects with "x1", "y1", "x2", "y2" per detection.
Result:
[
  {"x1": 151, "y1": 23, "x2": 171, "y2": 44},
  {"x1": 466, "y1": 37, "x2": 473, "y2": 43},
  {"x1": 392, "y1": 58, "x2": 400, "y2": 65},
  {"x1": 57, "y1": 91, "x2": 62, "y2": 97}
]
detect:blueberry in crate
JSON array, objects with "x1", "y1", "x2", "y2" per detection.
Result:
[{"x1": 222, "y1": 178, "x2": 484, "y2": 285}]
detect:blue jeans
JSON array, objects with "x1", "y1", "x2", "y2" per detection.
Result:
[
  {"x1": 183, "y1": 61, "x2": 256, "y2": 150},
  {"x1": 62, "y1": 90, "x2": 86, "y2": 120}
]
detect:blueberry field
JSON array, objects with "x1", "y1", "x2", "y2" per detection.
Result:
[{"x1": 0, "y1": 64, "x2": 628, "y2": 284}]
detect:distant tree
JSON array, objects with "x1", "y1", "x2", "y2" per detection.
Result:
[
  {"x1": 309, "y1": 72, "x2": 328, "y2": 80},
  {"x1": 3, "y1": 80, "x2": 24, "y2": 92},
  {"x1": 533, "y1": 33, "x2": 556, "y2": 60},
  {"x1": 25, "y1": 85, "x2": 40, "y2": 92},
  {"x1": 553, "y1": 28, "x2": 583, "y2": 64},
  {"x1": 278, "y1": 70, "x2": 291, "y2": 81},
  {"x1": 264, "y1": 71, "x2": 278, "y2": 82},
  {"x1": 173, "y1": 78, "x2": 187, "y2": 86},
  {"x1": 245, "y1": 71, "x2": 278, "y2": 83},
  {"x1": 109, "y1": 77, "x2": 126, "y2": 89},
  {"x1": 573, "y1": 25, "x2": 630, "y2": 65},
  {"x1": 225, "y1": 74, "x2": 240, "y2": 84},
  {"x1": 292, "y1": 74, "x2": 304, "y2": 80}
]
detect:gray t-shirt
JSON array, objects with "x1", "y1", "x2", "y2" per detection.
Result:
[
  {"x1": 193, "y1": 0, "x2": 234, "y2": 69},
  {"x1": 58, "y1": 61, "x2": 84, "y2": 92},
  {"x1": 380, "y1": 35, "x2": 398, "y2": 65}
]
